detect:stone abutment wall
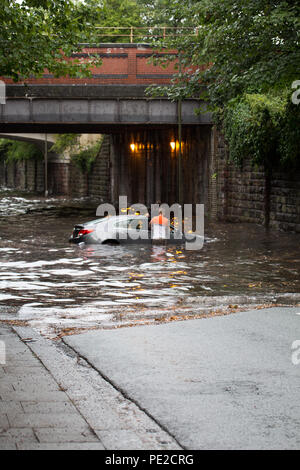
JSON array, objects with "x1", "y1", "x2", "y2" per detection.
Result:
[
  {"x1": 0, "y1": 159, "x2": 45, "y2": 193},
  {"x1": 1, "y1": 130, "x2": 299, "y2": 233},
  {"x1": 0, "y1": 135, "x2": 111, "y2": 203},
  {"x1": 215, "y1": 132, "x2": 300, "y2": 232}
]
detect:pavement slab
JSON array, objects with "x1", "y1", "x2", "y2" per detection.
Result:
[
  {"x1": 0, "y1": 324, "x2": 180, "y2": 450},
  {"x1": 64, "y1": 307, "x2": 300, "y2": 450}
]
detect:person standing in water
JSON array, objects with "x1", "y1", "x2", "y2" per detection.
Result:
[{"x1": 150, "y1": 209, "x2": 169, "y2": 242}]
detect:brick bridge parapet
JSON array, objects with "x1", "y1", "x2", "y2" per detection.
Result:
[{"x1": 1, "y1": 44, "x2": 178, "y2": 87}]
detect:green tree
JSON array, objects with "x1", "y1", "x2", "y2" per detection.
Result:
[
  {"x1": 147, "y1": 0, "x2": 300, "y2": 101},
  {"x1": 0, "y1": 0, "x2": 101, "y2": 81},
  {"x1": 0, "y1": 139, "x2": 43, "y2": 162},
  {"x1": 136, "y1": 0, "x2": 192, "y2": 42},
  {"x1": 146, "y1": 0, "x2": 300, "y2": 167},
  {"x1": 95, "y1": 0, "x2": 143, "y2": 42},
  {"x1": 137, "y1": 0, "x2": 186, "y2": 27}
]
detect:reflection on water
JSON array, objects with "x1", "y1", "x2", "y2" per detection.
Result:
[{"x1": 0, "y1": 190, "x2": 299, "y2": 337}]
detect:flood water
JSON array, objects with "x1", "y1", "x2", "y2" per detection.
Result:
[{"x1": 0, "y1": 189, "x2": 299, "y2": 338}]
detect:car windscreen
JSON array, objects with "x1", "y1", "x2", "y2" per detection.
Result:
[{"x1": 114, "y1": 218, "x2": 148, "y2": 230}]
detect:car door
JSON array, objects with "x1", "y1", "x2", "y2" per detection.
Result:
[{"x1": 127, "y1": 217, "x2": 151, "y2": 244}]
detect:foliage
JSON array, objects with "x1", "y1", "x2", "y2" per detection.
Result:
[
  {"x1": 94, "y1": 0, "x2": 143, "y2": 42},
  {"x1": 144, "y1": 0, "x2": 300, "y2": 168},
  {"x1": 222, "y1": 92, "x2": 284, "y2": 167},
  {"x1": 50, "y1": 134, "x2": 80, "y2": 154},
  {"x1": 278, "y1": 100, "x2": 300, "y2": 169},
  {"x1": 87, "y1": 0, "x2": 188, "y2": 43},
  {"x1": 0, "y1": 139, "x2": 11, "y2": 159},
  {"x1": 0, "y1": 0, "x2": 101, "y2": 81},
  {"x1": 51, "y1": 134, "x2": 104, "y2": 173},
  {"x1": 71, "y1": 136, "x2": 104, "y2": 173},
  {"x1": 137, "y1": 0, "x2": 188, "y2": 28},
  {"x1": 0, "y1": 133, "x2": 104, "y2": 171},
  {"x1": 145, "y1": 0, "x2": 300, "y2": 102},
  {"x1": 0, "y1": 139, "x2": 43, "y2": 162},
  {"x1": 221, "y1": 89, "x2": 300, "y2": 169}
]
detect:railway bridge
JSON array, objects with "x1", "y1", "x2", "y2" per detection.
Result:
[{"x1": 0, "y1": 44, "x2": 215, "y2": 209}]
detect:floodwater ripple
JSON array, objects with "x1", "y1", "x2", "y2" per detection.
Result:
[{"x1": 0, "y1": 191, "x2": 299, "y2": 337}]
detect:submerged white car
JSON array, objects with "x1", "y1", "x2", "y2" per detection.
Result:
[{"x1": 69, "y1": 214, "x2": 190, "y2": 245}]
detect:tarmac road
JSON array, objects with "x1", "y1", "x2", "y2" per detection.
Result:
[{"x1": 65, "y1": 307, "x2": 300, "y2": 450}]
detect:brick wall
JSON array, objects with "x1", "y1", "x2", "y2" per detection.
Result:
[{"x1": 1, "y1": 45, "x2": 178, "y2": 86}]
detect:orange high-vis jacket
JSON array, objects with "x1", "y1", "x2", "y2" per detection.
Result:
[{"x1": 150, "y1": 215, "x2": 169, "y2": 226}]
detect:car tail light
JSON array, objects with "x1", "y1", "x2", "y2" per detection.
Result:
[{"x1": 78, "y1": 229, "x2": 94, "y2": 236}]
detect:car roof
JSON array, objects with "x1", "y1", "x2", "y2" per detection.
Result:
[
  {"x1": 85, "y1": 214, "x2": 148, "y2": 225},
  {"x1": 103, "y1": 214, "x2": 147, "y2": 220}
]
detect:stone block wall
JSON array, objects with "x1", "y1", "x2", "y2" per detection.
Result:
[
  {"x1": 48, "y1": 162, "x2": 70, "y2": 195},
  {"x1": 5, "y1": 161, "x2": 15, "y2": 187},
  {"x1": 88, "y1": 135, "x2": 110, "y2": 202},
  {"x1": 1, "y1": 130, "x2": 299, "y2": 233},
  {"x1": 215, "y1": 131, "x2": 300, "y2": 232},
  {"x1": 48, "y1": 134, "x2": 110, "y2": 200},
  {"x1": 0, "y1": 161, "x2": 4, "y2": 184},
  {"x1": 35, "y1": 160, "x2": 45, "y2": 192},
  {"x1": 269, "y1": 173, "x2": 300, "y2": 232},
  {"x1": 15, "y1": 160, "x2": 26, "y2": 189},
  {"x1": 26, "y1": 160, "x2": 36, "y2": 192},
  {"x1": 69, "y1": 164, "x2": 88, "y2": 198},
  {"x1": 0, "y1": 135, "x2": 110, "y2": 200},
  {"x1": 0, "y1": 159, "x2": 45, "y2": 193}
]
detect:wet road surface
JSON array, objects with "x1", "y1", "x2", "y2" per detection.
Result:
[
  {"x1": 0, "y1": 189, "x2": 299, "y2": 338},
  {"x1": 65, "y1": 307, "x2": 300, "y2": 449}
]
